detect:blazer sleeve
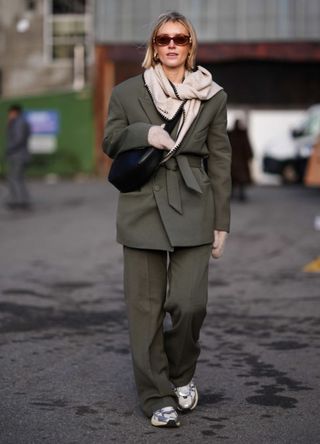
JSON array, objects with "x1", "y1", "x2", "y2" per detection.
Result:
[
  {"x1": 102, "y1": 88, "x2": 153, "y2": 159},
  {"x1": 207, "y1": 91, "x2": 232, "y2": 232}
]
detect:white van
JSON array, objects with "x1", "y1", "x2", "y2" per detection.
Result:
[{"x1": 262, "y1": 105, "x2": 320, "y2": 183}]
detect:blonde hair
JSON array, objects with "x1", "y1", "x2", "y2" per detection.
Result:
[{"x1": 142, "y1": 11, "x2": 198, "y2": 71}]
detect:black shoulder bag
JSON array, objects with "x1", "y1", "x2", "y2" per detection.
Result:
[{"x1": 108, "y1": 107, "x2": 183, "y2": 193}]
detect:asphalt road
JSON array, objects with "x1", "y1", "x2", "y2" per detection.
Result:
[{"x1": 0, "y1": 180, "x2": 319, "y2": 444}]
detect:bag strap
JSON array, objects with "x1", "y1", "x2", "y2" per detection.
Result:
[{"x1": 163, "y1": 103, "x2": 185, "y2": 134}]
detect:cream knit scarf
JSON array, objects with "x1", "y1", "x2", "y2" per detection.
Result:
[{"x1": 143, "y1": 64, "x2": 222, "y2": 160}]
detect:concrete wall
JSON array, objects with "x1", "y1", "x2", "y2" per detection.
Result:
[
  {"x1": 95, "y1": 0, "x2": 320, "y2": 43},
  {"x1": 0, "y1": 0, "x2": 91, "y2": 98}
]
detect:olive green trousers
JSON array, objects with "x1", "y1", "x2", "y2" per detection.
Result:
[{"x1": 123, "y1": 244, "x2": 212, "y2": 417}]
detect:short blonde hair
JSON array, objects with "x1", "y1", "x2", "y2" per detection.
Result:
[{"x1": 142, "y1": 11, "x2": 198, "y2": 71}]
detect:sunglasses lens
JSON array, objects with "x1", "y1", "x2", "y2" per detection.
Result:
[
  {"x1": 155, "y1": 34, "x2": 190, "y2": 46},
  {"x1": 174, "y1": 35, "x2": 189, "y2": 45},
  {"x1": 156, "y1": 36, "x2": 171, "y2": 46}
]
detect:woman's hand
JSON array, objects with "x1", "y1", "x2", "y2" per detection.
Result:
[
  {"x1": 212, "y1": 230, "x2": 228, "y2": 259},
  {"x1": 148, "y1": 126, "x2": 175, "y2": 150}
]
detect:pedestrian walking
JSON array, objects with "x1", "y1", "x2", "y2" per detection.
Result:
[
  {"x1": 103, "y1": 11, "x2": 231, "y2": 428},
  {"x1": 229, "y1": 118, "x2": 253, "y2": 202},
  {"x1": 4, "y1": 104, "x2": 32, "y2": 209}
]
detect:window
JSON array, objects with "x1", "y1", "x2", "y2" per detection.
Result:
[
  {"x1": 45, "y1": 0, "x2": 91, "y2": 62},
  {"x1": 305, "y1": 114, "x2": 320, "y2": 137},
  {"x1": 52, "y1": 0, "x2": 86, "y2": 14}
]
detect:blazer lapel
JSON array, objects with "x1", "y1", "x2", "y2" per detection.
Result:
[
  {"x1": 191, "y1": 101, "x2": 206, "y2": 129},
  {"x1": 138, "y1": 91, "x2": 164, "y2": 126},
  {"x1": 177, "y1": 101, "x2": 206, "y2": 150}
]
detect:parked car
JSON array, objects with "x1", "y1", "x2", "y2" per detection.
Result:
[{"x1": 263, "y1": 105, "x2": 320, "y2": 183}]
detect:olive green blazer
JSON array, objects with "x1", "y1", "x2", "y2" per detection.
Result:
[{"x1": 103, "y1": 74, "x2": 231, "y2": 251}]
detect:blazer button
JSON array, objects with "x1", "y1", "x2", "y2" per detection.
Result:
[{"x1": 153, "y1": 185, "x2": 160, "y2": 191}]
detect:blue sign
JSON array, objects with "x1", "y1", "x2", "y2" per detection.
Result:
[{"x1": 25, "y1": 110, "x2": 60, "y2": 135}]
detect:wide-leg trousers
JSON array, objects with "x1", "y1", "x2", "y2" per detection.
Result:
[{"x1": 123, "y1": 243, "x2": 212, "y2": 417}]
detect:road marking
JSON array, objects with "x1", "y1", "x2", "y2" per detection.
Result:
[{"x1": 303, "y1": 257, "x2": 320, "y2": 273}]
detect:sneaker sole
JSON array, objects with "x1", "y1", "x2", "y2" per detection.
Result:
[
  {"x1": 190, "y1": 387, "x2": 199, "y2": 410},
  {"x1": 151, "y1": 418, "x2": 180, "y2": 428}
]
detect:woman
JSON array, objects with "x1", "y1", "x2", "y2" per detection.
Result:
[
  {"x1": 103, "y1": 11, "x2": 231, "y2": 428},
  {"x1": 229, "y1": 118, "x2": 253, "y2": 201}
]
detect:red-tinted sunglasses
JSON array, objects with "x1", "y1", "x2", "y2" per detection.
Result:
[{"x1": 153, "y1": 34, "x2": 191, "y2": 46}]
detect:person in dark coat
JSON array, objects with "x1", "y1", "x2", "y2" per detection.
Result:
[
  {"x1": 229, "y1": 118, "x2": 253, "y2": 201},
  {"x1": 5, "y1": 104, "x2": 32, "y2": 209}
]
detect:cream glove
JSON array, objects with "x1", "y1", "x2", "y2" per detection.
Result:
[
  {"x1": 148, "y1": 125, "x2": 175, "y2": 150},
  {"x1": 212, "y1": 230, "x2": 228, "y2": 259}
]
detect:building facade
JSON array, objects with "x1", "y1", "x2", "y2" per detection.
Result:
[
  {"x1": 94, "y1": 0, "x2": 320, "y2": 172},
  {"x1": 0, "y1": 0, "x2": 93, "y2": 97},
  {"x1": 2, "y1": 1, "x2": 319, "y2": 175}
]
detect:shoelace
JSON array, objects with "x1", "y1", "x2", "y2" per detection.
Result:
[
  {"x1": 155, "y1": 407, "x2": 177, "y2": 419},
  {"x1": 176, "y1": 382, "x2": 195, "y2": 397}
]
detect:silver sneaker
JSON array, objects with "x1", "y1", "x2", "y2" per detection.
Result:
[
  {"x1": 151, "y1": 406, "x2": 180, "y2": 427},
  {"x1": 174, "y1": 380, "x2": 198, "y2": 411}
]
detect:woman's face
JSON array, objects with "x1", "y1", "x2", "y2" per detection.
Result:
[{"x1": 154, "y1": 21, "x2": 191, "y2": 72}]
